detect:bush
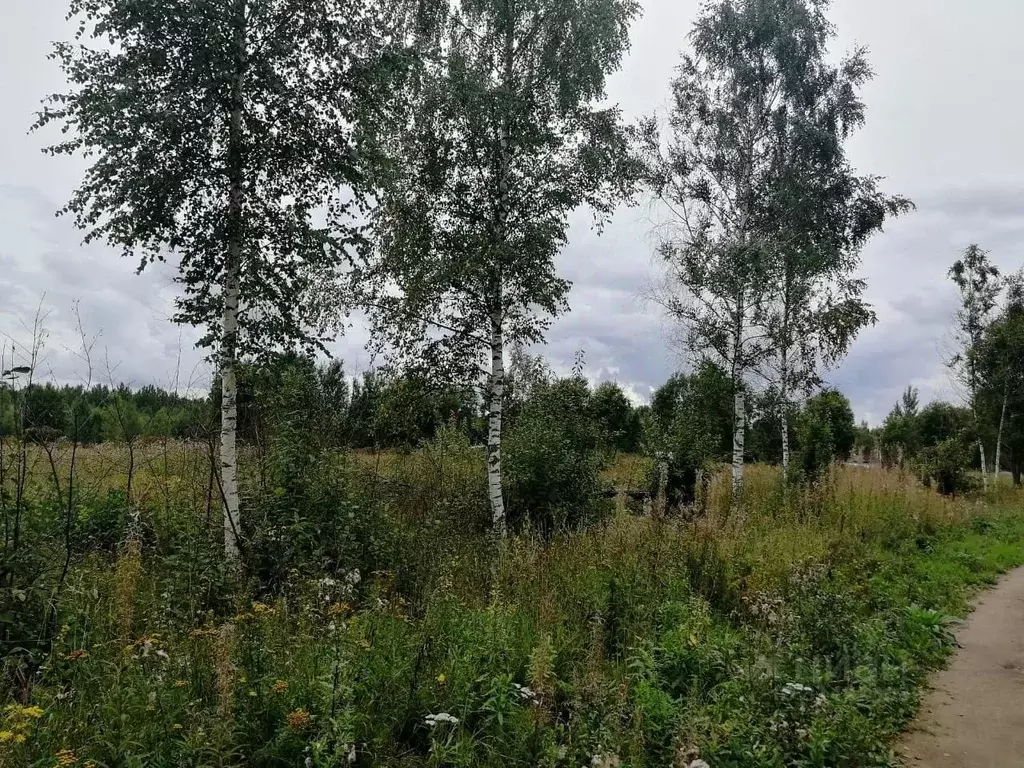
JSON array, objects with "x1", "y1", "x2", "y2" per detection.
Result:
[
  {"x1": 504, "y1": 377, "x2": 609, "y2": 533},
  {"x1": 916, "y1": 438, "x2": 974, "y2": 496},
  {"x1": 652, "y1": 362, "x2": 733, "y2": 508}
]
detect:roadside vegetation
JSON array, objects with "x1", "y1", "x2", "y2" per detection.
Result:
[{"x1": 3, "y1": 0, "x2": 1023, "y2": 765}]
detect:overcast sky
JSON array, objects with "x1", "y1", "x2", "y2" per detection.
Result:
[{"x1": 2, "y1": 0, "x2": 1023, "y2": 425}]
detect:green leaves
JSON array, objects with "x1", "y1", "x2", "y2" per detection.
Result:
[
  {"x1": 361, "y1": 0, "x2": 640, "y2": 380},
  {"x1": 37, "y1": 0, "x2": 395, "y2": 360}
]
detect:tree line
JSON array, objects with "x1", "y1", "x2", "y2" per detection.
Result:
[{"x1": 868, "y1": 258, "x2": 1024, "y2": 493}]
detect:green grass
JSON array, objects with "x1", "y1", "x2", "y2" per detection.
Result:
[{"x1": 2, "y1": 450, "x2": 1024, "y2": 767}]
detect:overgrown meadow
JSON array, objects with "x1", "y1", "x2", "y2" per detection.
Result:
[{"x1": 3, "y1": 429, "x2": 1023, "y2": 768}]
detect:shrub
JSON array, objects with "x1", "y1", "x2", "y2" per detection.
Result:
[
  {"x1": 504, "y1": 377, "x2": 609, "y2": 533},
  {"x1": 916, "y1": 438, "x2": 974, "y2": 496}
]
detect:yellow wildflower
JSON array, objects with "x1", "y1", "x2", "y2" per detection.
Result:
[
  {"x1": 171, "y1": 723, "x2": 183, "y2": 731},
  {"x1": 436, "y1": 674, "x2": 446, "y2": 684},
  {"x1": 271, "y1": 680, "x2": 289, "y2": 694},
  {"x1": 13, "y1": 733, "x2": 26, "y2": 744},
  {"x1": 0, "y1": 731, "x2": 13, "y2": 742},
  {"x1": 328, "y1": 602, "x2": 350, "y2": 616},
  {"x1": 252, "y1": 602, "x2": 274, "y2": 615},
  {"x1": 173, "y1": 680, "x2": 187, "y2": 689},
  {"x1": 285, "y1": 708, "x2": 312, "y2": 732},
  {"x1": 21, "y1": 706, "x2": 44, "y2": 719},
  {"x1": 55, "y1": 748, "x2": 77, "y2": 766}
]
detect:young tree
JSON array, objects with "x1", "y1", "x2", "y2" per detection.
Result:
[
  {"x1": 948, "y1": 245, "x2": 1001, "y2": 491},
  {"x1": 977, "y1": 271, "x2": 1024, "y2": 485},
  {"x1": 879, "y1": 385, "x2": 920, "y2": 466},
  {"x1": 757, "y1": 29, "x2": 911, "y2": 471},
  {"x1": 36, "y1": 0, "x2": 390, "y2": 564},
  {"x1": 361, "y1": 0, "x2": 640, "y2": 534},
  {"x1": 591, "y1": 381, "x2": 642, "y2": 454},
  {"x1": 639, "y1": 0, "x2": 908, "y2": 496}
]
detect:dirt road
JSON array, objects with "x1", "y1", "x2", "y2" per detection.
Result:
[{"x1": 898, "y1": 567, "x2": 1024, "y2": 767}]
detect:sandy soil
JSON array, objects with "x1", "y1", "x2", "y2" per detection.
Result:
[{"x1": 898, "y1": 567, "x2": 1024, "y2": 767}]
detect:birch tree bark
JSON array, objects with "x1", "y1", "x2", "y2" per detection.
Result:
[
  {"x1": 994, "y1": 389, "x2": 1007, "y2": 487},
  {"x1": 779, "y1": 345, "x2": 790, "y2": 474},
  {"x1": 731, "y1": 292, "x2": 746, "y2": 498},
  {"x1": 487, "y1": 309, "x2": 506, "y2": 535},
  {"x1": 221, "y1": 0, "x2": 246, "y2": 564}
]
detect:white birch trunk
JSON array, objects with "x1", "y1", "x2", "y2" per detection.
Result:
[
  {"x1": 994, "y1": 390, "x2": 1007, "y2": 487},
  {"x1": 779, "y1": 347, "x2": 790, "y2": 474},
  {"x1": 486, "y1": 24, "x2": 513, "y2": 538},
  {"x1": 221, "y1": 271, "x2": 241, "y2": 563},
  {"x1": 978, "y1": 438, "x2": 988, "y2": 493},
  {"x1": 487, "y1": 311, "x2": 506, "y2": 536},
  {"x1": 731, "y1": 290, "x2": 746, "y2": 502},
  {"x1": 780, "y1": 407, "x2": 790, "y2": 474},
  {"x1": 221, "y1": 0, "x2": 245, "y2": 565},
  {"x1": 732, "y1": 388, "x2": 745, "y2": 498}
]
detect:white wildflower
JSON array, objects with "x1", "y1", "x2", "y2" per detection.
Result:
[
  {"x1": 688, "y1": 761, "x2": 711, "y2": 768},
  {"x1": 424, "y1": 712, "x2": 459, "y2": 727},
  {"x1": 781, "y1": 682, "x2": 813, "y2": 696},
  {"x1": 347, "y1": 743, "x2": 357, "y2": 763},
  {"x1": 512, "y1": 683, "x2": 538, "y2": 702},
  {"x1": 591, "y1": 753, "x2": 622, "y2": 768}
]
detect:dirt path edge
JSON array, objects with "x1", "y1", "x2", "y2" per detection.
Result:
[{"x1": 897, "y1": 567, "x2": 1024, "y2": 767}]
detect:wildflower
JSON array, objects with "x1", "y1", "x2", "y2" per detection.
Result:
[
  {"x1": 188, "y1": 628, "x2": 216, "y2": 639},
  {"x1": 271, "y1": 680, "x2": 289, "y2": 694},
  {"x1": 781, "y1": 682, "x2": 814, "y2": 697},
  {"x1": 14, "y1": 734, "x2": 26, "y2": 744},
  {"x1": 424, "y1": 712, "x2": 459, "y2": 727},
  {"x1": 173, "y1": 680, "x2": 187, "y2": 689},
  {"x1": 512, "y1": 683, "x2": 538, "y2": 702},
  {"x1": 63, "y1": 650, "x2": 90, "y2": 662},
  {"x1": 347, "y1": 743, "x2": 357, "y2": 763},
  {"x1": 171, "y1": 723, "x2": 183, "y2": 731},
  {"x1": 0, "y1": 731, "x2": 13, "y2": 742},
  {"x1": 436, "y1": 673, "x2": 446, "y2": 684},
  {"x1": 55, "y1": 749, "x2": 77, "y2": 766},
  {"x1": 688, "y1": 762, "x2": 711, "y2": 768},
  {"x1": 590, "y1": 754, "x2": 622, "y2": 768},
  {"x1": 252, "y1": 602, "x2": 274, "y2": 615},
  {"x1": 19, "y1": 706, "x2": 44, "y2": 719},
  {"x1": 286, "y1": 708, "x2": 312, "y2": 731},
  {"x1": 329, "y1": 602, "x2": 350, "y2": 616}
]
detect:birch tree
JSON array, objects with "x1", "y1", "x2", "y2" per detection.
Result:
[
  {"x1": 948, "y1": 245, "x2": 1001, "y2": 492},
  {"x1": 640, "y1": 0, "x2": 830, "y2": 497},
  {"x1": 360, "y1": 0, "x2": 640, "y2": 535},
  {"x1": 978, "y1": 271, "x2": 1024, "y2": 486},
  {"x1": 757, "y1": 34, "x2": 912, "y2": 471},
  {"x1": 35, "y1": 0, "x2": 390, "y2": 565}
]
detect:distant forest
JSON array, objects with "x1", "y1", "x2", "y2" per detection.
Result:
[{"x1": 5, "y1": 351, "x2": 1016, "y2": 485}]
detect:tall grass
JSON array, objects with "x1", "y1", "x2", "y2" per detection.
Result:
[{"x1": 1, "y1": 440, "x2": 1023, "y2": 767}]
